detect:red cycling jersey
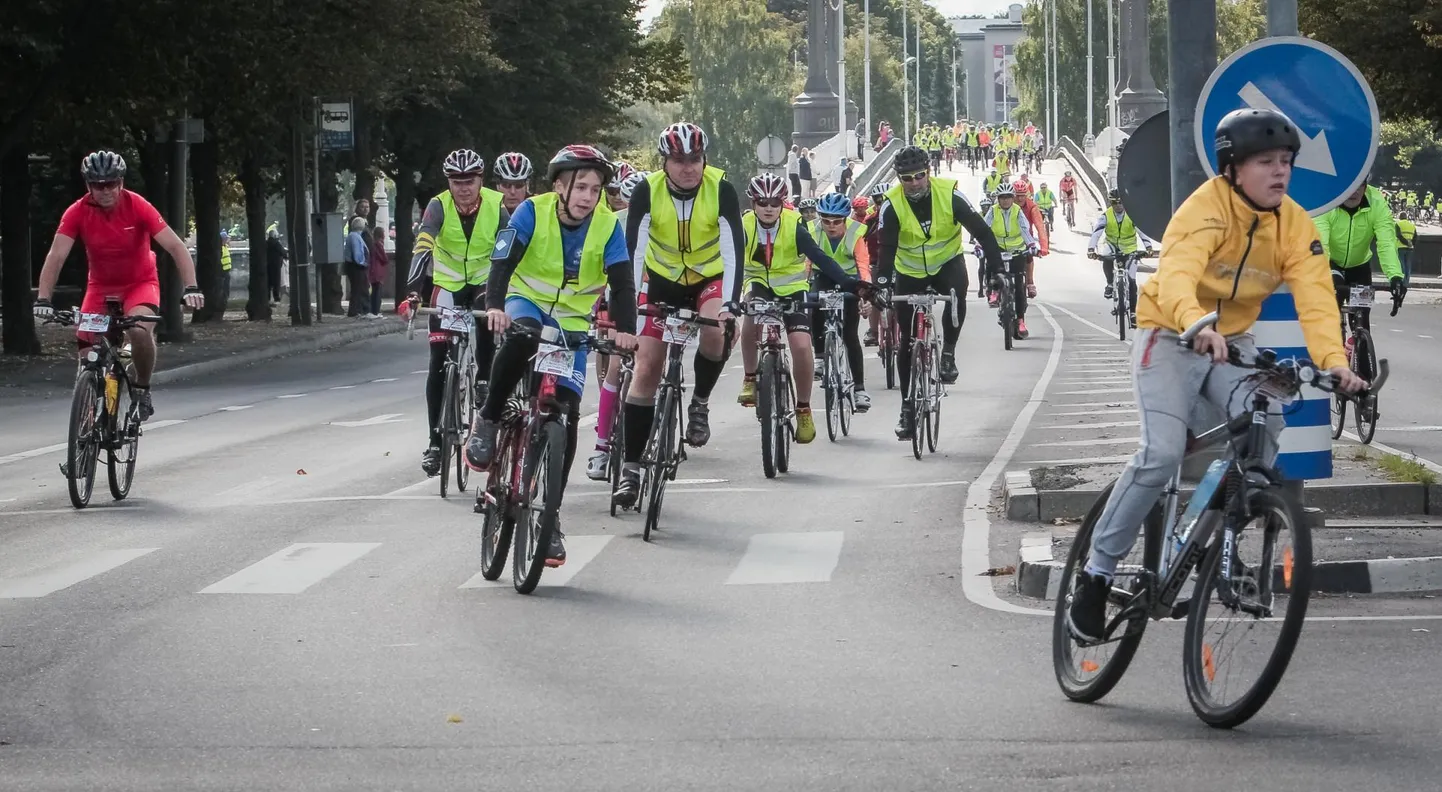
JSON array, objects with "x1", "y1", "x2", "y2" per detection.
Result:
[
  {"x1": 56, "y1": 189, "x2": 167, "y2": 289},
  {"x1": 1058, "y1": 176, "x2": 1077, "y2": 199}
]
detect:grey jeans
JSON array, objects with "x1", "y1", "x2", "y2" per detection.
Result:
[{"x1": 1085, "y1": 328, "x2": 1283, "y2": 577}]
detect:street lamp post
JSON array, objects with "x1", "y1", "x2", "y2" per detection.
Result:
[
  {"x1": 1043, "y1": 0, "x2": 1051, "y2": 142},
  {"x1": 1051, "y1": 0, "x2": 1059, "y2": 145},
  {"x1": 951, "y1": 45, "x2": 958, "y2": 123},
  {"x1": 1086, "y1": 0, "x2": 1094, "y2": 139},
  {"x1": 864, "y1": 0, "x2": 872, "y2": 149},
  {"x1": 1108, "y1": 0, "x2": 1117, "y2": 130},
  {"x1": 837, "y1": 0, "x2": 846, "y2": 157},
  {"x1": 902, "y1": 0, "x2": 909, "y2": 142},
  {"x1": 915, "y1": 23, "x2": 922, "y2": 133}
]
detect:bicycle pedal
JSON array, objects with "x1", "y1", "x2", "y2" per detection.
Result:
[{"x1": 1168, "y1": 597, "x2": 1192, "y2": 620}]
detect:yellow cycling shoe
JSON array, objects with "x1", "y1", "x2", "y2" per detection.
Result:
[
  {"x1": 737, "y1": 378, "x2": 757, "y2": 407},
  {"x1": 795, "y1": 407, "x2": 816, "y2": 444}
]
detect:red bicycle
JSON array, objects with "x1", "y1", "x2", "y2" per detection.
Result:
[{"x1": 473, "y1": 323, "x2": 628, "y2": 594}]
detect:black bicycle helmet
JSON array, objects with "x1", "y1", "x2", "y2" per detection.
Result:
[
  {"x1": 1107, "y1": 188, "x2": 1121, "y2": 203},
  {"x1": 1214, "y1": 108, "x2": 1301, "y2": 171},
  {"x1": 893, "y1": 145, "x2": 930, "y2": 174},
  {"x1": 81, "y1": 150, "x2": 126, "y2": 182}
]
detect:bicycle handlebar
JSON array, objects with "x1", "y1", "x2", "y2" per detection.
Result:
[
  {"x1": 47, "y1": 310, "x2": 161, "y2": 330},
  {"x1": 637, "y1": 302, "x2": 723, "y2": 327},
  {"x1": 1180, "y1": 311, "x2": 1386, "y2": 401},
  {"x1": 405, "y1": 305, "x2": 489, "y2": 341},
  {"x1": 503, "y1": 322, "x2": 635, "y2": 358}
]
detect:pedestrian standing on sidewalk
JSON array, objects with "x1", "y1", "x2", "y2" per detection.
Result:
[
  {"x1": 855, "y1": 118, "x2": 867, "y2": 160},
  {"x1": 787, "y1": 144, "x2": 802, "y2": 201},
  {"x1": 266, "y1": 227, "x2": 287, "y2": 305},
  {"x1": 344, "y1": 216, "x2": 371, "y2": 318},
  {"x1": 838, "y1": 159, "x2": 855, "y2": 194},
  {"x1": 218, "y1": 229, "x2": 233, "y2": 318},
  {"x1": 799, "y1": 148, "x2": 814, "y2": 197},
  {"x1": 367, "y1": 225, "x2": 390, "y2": 316}
]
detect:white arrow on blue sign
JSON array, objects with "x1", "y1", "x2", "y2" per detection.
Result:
[{"x1": 1194, "y1": 36, "x2": 1379, "y2": 217}]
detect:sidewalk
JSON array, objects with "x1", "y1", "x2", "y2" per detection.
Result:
[{"x1": 0, "y1": 304, "x2": 404, "y2": 399}]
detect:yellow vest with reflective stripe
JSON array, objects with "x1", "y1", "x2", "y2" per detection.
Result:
[
  {"x1": 743, "y1": 209, "x2": 809, "y2": 296},
  {"x1": 1105, "y1": 208, "x2": 1138, "y2": 254},
  {"x1": 814, "y1": 218, "x2": 864, "y2": 277},
  {"x1": 885, "y1": 180, "x2": 964, "y2": 278},
  {"x1": 1035, "y1": 189, "x2": 1056, "y2": 210},
  {"x1": 434, "y1": 189, "x2": 503, "y2": 289},
  {"x1": 220, "y1": 242, "x2": 232, "y2": 272},
  {"x1": 644, "y1": 166, "x2": 725, "y2": 284},
  {"x1": 990, "y1": 204, "x2": 1026, "y2": 251},
  {"x1": 507, "y1": 193, "x2": 614, "y2": 332}
]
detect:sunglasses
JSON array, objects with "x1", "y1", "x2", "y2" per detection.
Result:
[
  {"x1": 820, "y1": 217, "x2": 847, "y2": 226},
  {"x1": 88, "y1": 180, "x2": 121, "y2": 191},
  {"x1": 753, "y1": 198, "x2": 783, "y2": 208},
  {"x1": 605, "y1": 187, "x2": 621, "y2": 197},
  {"x1": 898, "y1": 171, "x2": 928, "y2": 183}
]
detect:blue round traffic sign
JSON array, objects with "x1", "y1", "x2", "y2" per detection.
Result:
[{"x1": 1194, "y1": 37, "x2": 1379, "y2": 217}]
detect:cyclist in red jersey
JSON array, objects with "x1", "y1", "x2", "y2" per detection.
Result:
[{"x1": 33, "y1": 151, "x2": 204, "y2": 421}]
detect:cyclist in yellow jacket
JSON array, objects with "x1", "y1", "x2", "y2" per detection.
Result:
[{"x1": 1067, "y1": 108, "x2": 1366, "y2": 643}]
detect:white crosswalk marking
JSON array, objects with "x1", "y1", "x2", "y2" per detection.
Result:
[
  {"x1": 0, "y1": 548, "x2": 158, "y2": 598},
  {"x1": 199, "y1": 542, "x2": 380, "y2": 594},
  {"x1": 458, "y1": 535, "x2": 613, "y2": 589},
  {"x1": 726, "y1": 531, "x2": 844, "y2": 585}
]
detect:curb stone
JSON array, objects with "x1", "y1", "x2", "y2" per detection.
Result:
[
  {"x1": 150, "y1": 320, "x2": 404, "y2": 386},
  {"x1": 1014, "y1": 531, "x2": 1442, "y2": 598}
]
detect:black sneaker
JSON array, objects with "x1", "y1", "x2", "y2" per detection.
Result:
[
  {"x1": 613, "y1": 467, "x2": 641, "y2": 509},
  {"x1": 685, "y1": 400, "x2": 711, "y2": 447},
  {"x1": 863, "y1": 331, "x2": 877, "y2": 347},
  {"x1": 940, "y1": 353, "x2": 959, "y2": 385},
  {"x1": 1067, "y1": 571, "x2": 1111, "y2": 643},
  {"x1": 464, "y1": 418, "x2": 499, "y2": 471},
  {"x1": 1128, "y1": 313, "x2": 1137, "y2": 328},
  {"x1": 134, "y1": 388, "x2": 154, "y2": 422},
  {"x1": 421, "y1": 445, "x2": 442, "y2": 477},
  {"x1": 1104, "y1": 285, "x2": 1114, "y2": 299},
  {"x1": 895, "y1": 404, "x2": 915, "y2": 440},
  {"x1": 545, "y1": 523, "x2": 566, "y2": 568}
]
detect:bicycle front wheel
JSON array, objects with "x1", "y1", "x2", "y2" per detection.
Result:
[
  {"x1": 824, "y1": 337, "x2": 840, "y2": 443},
  {"x1": 775, "y1": 366, "x2": 791, "y2": 473},
  {"x1": 439, "y1": 366, "x2": 458, "y2": 499},
  {"x1": 107, "y1": 383, "x2": 140, "y2": 501},
  {"x1": 1352, "y1": 330, "x2": 1378, "y2": 444},
  {"x1": 909, "y1": 342, "x2": 926, "y2": 460},
  {"x1": 643, "y1": 388, "x2": 674, "y2": 541},
  {"x1": 513, "y1": 421, "x2": 565, "y2": 594},
  {"x1": 1115, "y1": 284, "x2": 1129, "y2": 342},
  {"x1": 66, "y1": 370, "x2": 103, "y2": 509},
  {"x1": 1000, "y1": 285, "x2": 1014, "y2": 351},
  {"x1": 478, "y1": 427, "x2": 517, "y2": 581},
  {"x1": 1182, "y1": 489, "x2": 1312, "y2": 729},
  {"x1": 757, "y1": 352, "x2": 778, "y2": 479}
]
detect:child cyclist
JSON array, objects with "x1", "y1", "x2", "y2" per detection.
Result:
[{"x1": 1066, "y1": 108, "x2": 1367, "y2": 643}]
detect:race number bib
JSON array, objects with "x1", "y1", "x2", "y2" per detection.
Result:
[
  {"x1": 1255, "y1": 375, "x2": 1297, "y2": 405},
  {"x1": 662, "y1": 316, "x2": 697, "y2": 345},
  {"x1": 77, "y1": 313, "x2": 111, "y2": 333},
  {"x1": 1347, "y1": 286, "x2": 1374, "y2": 308},
  {"x1": 820, "y1": 292, "x2": 846, "y2": 311},
  {"x1": 439, "y1": 307, "x2": 472, "y2": 333},
  {"x1": 534, "y1": 344, "x2": 575, "y2": 376}
]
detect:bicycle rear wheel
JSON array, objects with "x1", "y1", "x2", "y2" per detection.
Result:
[
  {"x1": 882, "y1": 331, "x2": 897, "y2": 390},
  {"x1": 1000, "y1": 285, "x2": 1014, "y2": 351},
  {"x1": 107, "y1": 382, "x2": 140, "y2": 501},
  {"x1": 513, "y1": 421, "x2": 565, "y2": 594},
  {"x1": 1053, "y1": 480, "x2": 1158, "y2": 703},
  {"x1": 478, "y1": 427, "x2": 517, "y2": 581},
  {"x1": 1329, "y1": 389, "x2": 1347, "y2": 440},
  {"x1": 757, "y1": 352, "x2": 778, "y2": 479},
  {"x1": 1352, "y1": 330, "x2": 1378, "y2": 444},
  {"x1": 607, "y1": 391, "x2": 626, "y2": 518},
  {"x1": 643, "y1": 388, "x2": 674, "y2": 541},
  {"x1": 775, "y1": 367, "x2": 791, "y2": 473},
  {"x1": 66, "y1": 370, "x2": 103, "y2": 509},
  {"x1": 1182, "y1": 489, "x2": 1311, "y2": 728}
]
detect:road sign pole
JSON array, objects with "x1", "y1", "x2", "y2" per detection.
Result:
[{"x1": 1167, "y1": 0, "x2": 1216, "y2": 211}]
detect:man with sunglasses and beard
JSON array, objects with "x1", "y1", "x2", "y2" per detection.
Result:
[
  {"x1": 875, "y1": 145, "x2": 1004, "y2": 441},
  {"x1": 613, "y1": 122, "x2": 745, "y2": 510},
  {"x1": 34, "y1": 150, "x2": 205, "y2": 423}
]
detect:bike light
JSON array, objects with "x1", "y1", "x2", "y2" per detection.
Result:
[{"x1": 86, "y1": 350, "x2": 99, "y2": 363}]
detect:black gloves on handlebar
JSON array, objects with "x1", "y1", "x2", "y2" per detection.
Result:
[{"x1": 1389, "y1": 276, "x2": 1406, "y2": 300}]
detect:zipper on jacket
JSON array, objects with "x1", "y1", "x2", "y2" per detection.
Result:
[{"x1": 1227, "y1": 216, "x2": 1261, "y2": 301}]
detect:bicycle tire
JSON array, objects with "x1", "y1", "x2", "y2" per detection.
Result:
[
  {"x1": 910, "y1": 342, "x2": 926, "y2": 460},
  {"x1": 1330, "y1": 391, "x2": 1347, "y2": 440},
  {"x1": 1182, "y1": 488, "x2": 1311, "y2": 728},
  {"x1": 776, "y1": 366, "x2": 791, "y2": 473},
  {"x1": 513, "y1": 420, "x2": 565, "y2": 594},
  {"x1": 66, "y1": 370, "x2": 102, "y2": 509},
  {"x1": 607, "y1": 377, "x2": 627, "y2": 518},
  {"x1": 439, "y1": 365, "x2": 458, "y2": 499},
  {"x1": 478, "y1": 427, "x2": 517, "y2": 581},
  {"x1": 883, "y1": 332, "x2": 896, "y2": 390},
  {"x1": 758, "y1": 352, "x2": 778, "y2": 478},
  {"x1": 1000, "y1": 284, "x2": 1014, "y2": 351},
  {"x1": 926, "y1": 366, "x2": 941, "y2": 454},
  {"x1": 644, "y1": 388, "x2": 674, "y2": 541},
  {"x1": 1116, "y1": 277, "x2": 1128, "y2": 342},
  {"x1": 839, "y1": 344, "x2": 853, "y2": 438},
  {"x1": 824, "y1": 336, "x2": 840, "y2": 443},
  {"x1": 1053, "y1": 479, "x2": 1158, "y2": 703},
  {"x1": 107, "y1": 383, "x2": 139, "y2": 501},
  {"x1": 1352, "y1": 330, "x2": 1378, "y2": 444},
  {"x1": 454, "y1": 371, "x2": 471, "y2": 493}
]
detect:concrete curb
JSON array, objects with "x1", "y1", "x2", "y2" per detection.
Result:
[
  {"x1": 1014, "y1": 532, "x2": 1442, "y2": 598},
  {"x1": 150, "y1": 319, "x2": 404, "y2": 386},
  {"x1": 1005, "y1": 469, "x2": 1438, "y2": 522}
]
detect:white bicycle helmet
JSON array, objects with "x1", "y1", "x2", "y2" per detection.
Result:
[
  {"x1": 609, "y1": 161, "x2": 637, "y2": 189},
  {"x1": 658, "y1": 122, "x2": 709, "y2": 157},
  {"x1": 618, "y1": 171, "x2": 648, "y2": 203},
  {"x1": 493, "y1": 152, "x2": 532, "y2": 181},
  {"x1": 746, "y1": 173, "x2": 788, "y2": 201},
  {"x1": 443, "y1": 149, "x2": 485, "y2": 177}
]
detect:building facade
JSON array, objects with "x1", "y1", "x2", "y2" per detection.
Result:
[{"x1": 950, "y1": 4, "x2": 1026, "y2": 126}]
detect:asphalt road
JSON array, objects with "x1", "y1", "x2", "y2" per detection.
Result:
[{"x1": 1, "y1": 158, "x2": 1441, "y2": 791}]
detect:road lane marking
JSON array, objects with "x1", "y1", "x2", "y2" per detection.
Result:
[
  {"x1": 0, "y1": 420, "x2": 184, "y2": 465},
  {"x1": 1034, "y1": 437, "x2": 1140, "y2": 447},
  {"x1": 1039, "y1": 420, "x2": 1139, "y2": 429},
  {"x1": 328, "y1": 414, "x2": 407, "y2": 427},
  {"x1": 1054, "y1": 388, "x2": 1132, "y2": 395},
  {"x1": 725, "y1": 531, "x2": 844, "y2": 585},
  {"x1": 1047, "y1": 302, "x2": 1133, "y2": 347},
  {"x1": 1020, "y1": 454, "x2": 1132, "y2": 465},
  {"x1": 1046, "y1": 408, "x2": 1136, "y2": 416},
  {"x1": 0, "y1": 548, "x2": 158, "y2": 599},
  {"x1": 371, "y1": 378, "x2": 399, "y2": 383},
  {"x1": 277, "y1": 394, "x2": 307, "y2": 399},
  {"x1": 458, "y1": 535, "x2": 613, "y2": 589},
  {"x1": 199, "y1": 542, "x2": 381, "y2": 594},
  {"x1": 142, "y1": 419, "x2": 187, "y2": 430},
  {"x1": 219, "y1": 405, "x2": 253, "y2": 411},
  {"x1": 962, "y1": 303, "x2": 1064, "y2": 617},
  {"x1": 1049, "y1": 400, "x2": 1136, "y2": 408},
  {"x1": 329, "y1": 385, "x2": 356, "y2": 390},
  {"x1": 1420, "y1": 335, "x2": 1433, "y2": 339}
]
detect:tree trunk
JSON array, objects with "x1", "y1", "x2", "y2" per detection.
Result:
[
  {"x1": 240, "y1": 154, "x2": 272, "y2": 321},
  {"x1": 1, "y1": 137, "x2": 41, "y2": 355},
  {"x1": 352, "y1": 103, "x2": 376, "y2": 214},
  {"x1": 287, "y1": 107, "x2": 313, "y2": 325},
  {"x1": 190, "y1": 133, "x2": 223, "y2": 322},
  {"x1": 393, "y1": 168, "x2": 416, "y2": 307}
]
